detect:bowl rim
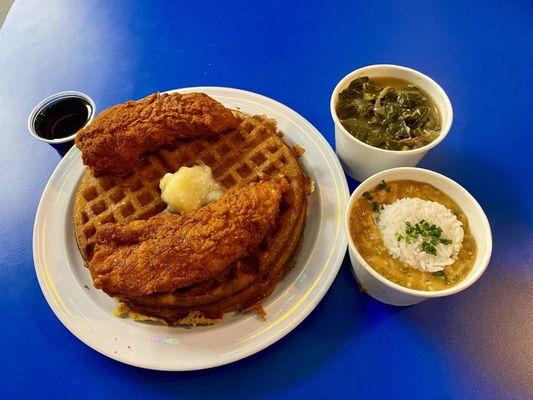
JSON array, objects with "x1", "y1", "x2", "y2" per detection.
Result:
[
  {"x1": 330, "y1": 64, "x2": 453, "y2": 155},
  {"x1": 344, "y1": 167, "x2": 492, "y2": 298},
  {"x1": 27, "y1": 90, "x2": 96, "y2": 144}
]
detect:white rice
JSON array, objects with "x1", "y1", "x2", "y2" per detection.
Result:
[{"x1": 376, "y1": 198, "x2": 463, "y2": 272}]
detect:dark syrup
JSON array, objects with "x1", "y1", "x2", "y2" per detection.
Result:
[{"x1": 34, "y1": 97, "x2": 92, "y2": 140}]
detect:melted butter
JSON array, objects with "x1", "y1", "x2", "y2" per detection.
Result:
[{"x1": 159, "y1": 164, "x2": 224, "y2": 213}]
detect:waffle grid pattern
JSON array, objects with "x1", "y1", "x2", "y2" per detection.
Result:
[
  {"x1": 75, "y1": 114, "x2": 303, "y2": 263},
  {"x1": 74, "y1": 113, "x2": 309, "y2": 324}
]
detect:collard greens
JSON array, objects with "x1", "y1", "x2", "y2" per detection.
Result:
[{"x1": 336, "y1": 77, "x2": 441, "y2": 150}]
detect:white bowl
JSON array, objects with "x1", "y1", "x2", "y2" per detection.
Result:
[
  {"x1": 28, "y1": 91, "x2": 96, "y2": 144},
  {"x1": 27, "y1": 91, "x2": 96, "y2": 156},
  {"x1": 345, "y1": 167, "x2": 492, "y2": 306},
  {"x1": 331, "y1": 65, "x2": 453, "y2": 182}
]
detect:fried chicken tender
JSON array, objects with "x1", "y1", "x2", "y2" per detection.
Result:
[
  {"x1": 89, "y1": 178, "x2": 290, "y2": 297},
  {"x1": 75, "y1": 92, "x2": 239, "y2": 176}
]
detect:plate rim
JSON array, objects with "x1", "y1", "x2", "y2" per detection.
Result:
[{"x1": 33, "y1": 86, "x2": 349, "y2": 371}]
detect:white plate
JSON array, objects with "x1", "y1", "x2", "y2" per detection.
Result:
[{"x1": 33, "y1": 87, "x2": 349, "y2": 371}]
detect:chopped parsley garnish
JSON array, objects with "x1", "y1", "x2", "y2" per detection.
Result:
[
  {"x1": 362, "y1": 191, "x2": 373, "y2": 201},
  {"x1": 377, "y1": 180, "x2": 391, "y2": 192},
  {"x1": 432, "y1": 271, "x2": 451, "y2": 284},
  {"x1": 421, "y1": 241, "x2": 437, "y2": 255},
  {"x1": 397, "y1": 219, "x2": 452, "y2": 256},
  {"x1": 362, "y1": 191, "x2": 380, "y2": 213}
]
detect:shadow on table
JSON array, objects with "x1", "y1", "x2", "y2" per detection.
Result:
[
  {"x1": 404, "y1": 149, "x2": 533, "y2": 397},
  {"x1": 114, "y1": 256, "x2": 400, "y2": 399},
  {"x1": 401, "y1": 269, "x2": 533, "y2": 398},
  {"x1": 44, "y1": 147, "x2": 529, "y2": 398},
  {"x1": 116, "y1": 146, "x2": 533, "y2": 397}
]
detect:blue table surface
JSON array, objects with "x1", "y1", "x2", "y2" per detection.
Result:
[{"x1": 1, "y1": 1, "x2": 532, "y2": 398}]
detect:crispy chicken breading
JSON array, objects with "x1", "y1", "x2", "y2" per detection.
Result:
[
  {"x1": 89, "y1": 178, "x2": 290, "y2": 297},
  {"x1": 75, "y1": 92, "x2": 239, "y2": 176}
]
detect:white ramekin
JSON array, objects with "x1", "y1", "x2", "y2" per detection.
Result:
[
  {"x1": 331, "y1": 65, "x2": 453, "y2": 182},
  {"x1": 28, "y1": 91, "x2": 96, "y2": 156},
  {"x1": 345, "y1": 167, "x2": 492, "y2": 306}
]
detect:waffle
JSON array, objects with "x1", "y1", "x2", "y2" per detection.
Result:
[{"x1": 74, "y1": 112, "x2": 311, "y2": 325}]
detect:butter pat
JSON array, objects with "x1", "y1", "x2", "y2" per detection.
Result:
[{"x1": 159, "y1": 165, "x2": 224, "y2": 213}]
